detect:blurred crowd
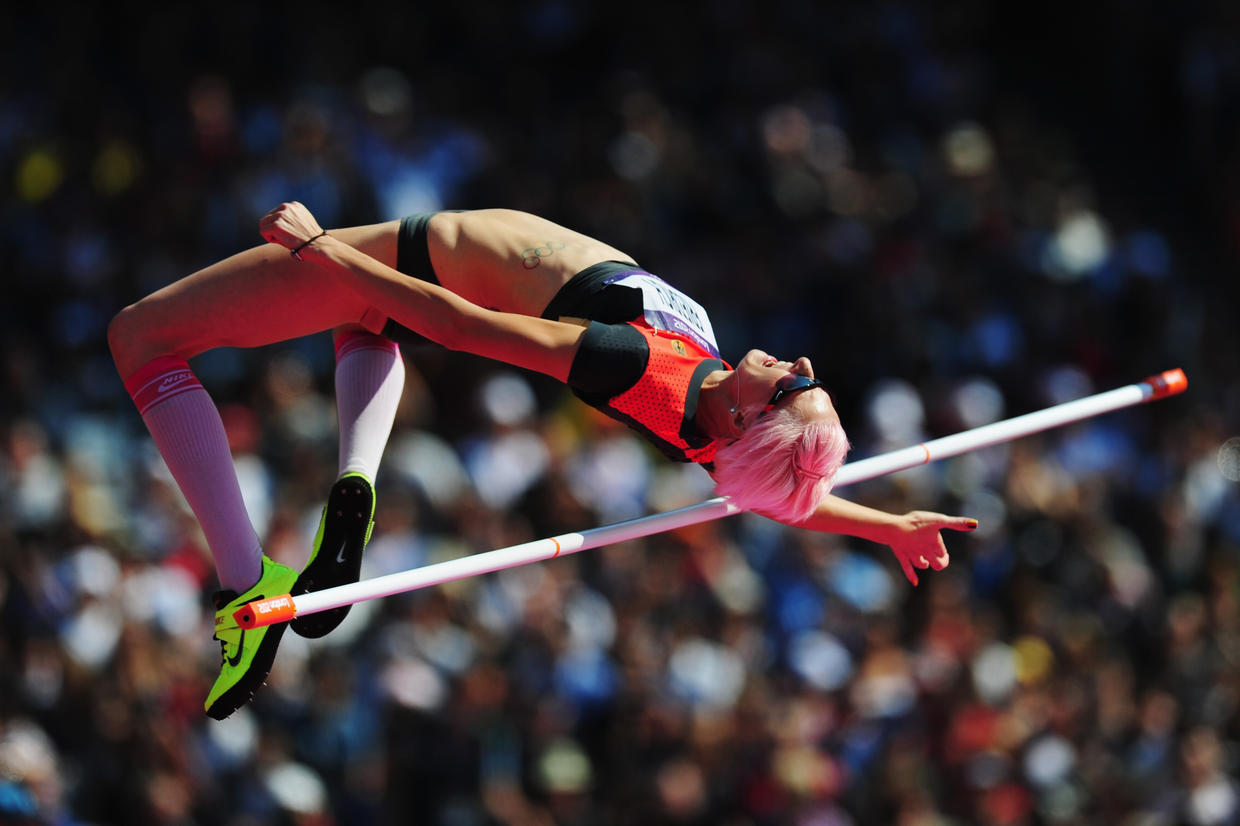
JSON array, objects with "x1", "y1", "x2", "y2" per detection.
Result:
[{"x1": 3, "y1": 1, "x2": 1240, "y2": 824}]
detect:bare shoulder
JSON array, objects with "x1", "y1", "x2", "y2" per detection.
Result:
[{"x1": 426, "y1": 209, "x2": 635, "y2": 316}]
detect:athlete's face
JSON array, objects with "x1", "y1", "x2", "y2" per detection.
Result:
[{"x1": 733, "y1": 350, "x2": 839, "y2": 429}]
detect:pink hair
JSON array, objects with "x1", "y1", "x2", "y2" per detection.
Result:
[{"x1": 712, "y1": 405, "x2": 850, "y2": 523}]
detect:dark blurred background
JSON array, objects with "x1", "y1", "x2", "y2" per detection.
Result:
[{"x1": 3, "y1": 1, "x2": 1240, "y2": 824}]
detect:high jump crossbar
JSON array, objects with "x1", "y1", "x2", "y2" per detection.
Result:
[{"x1": 234, "y1": 368, "x2": 1187, "y2": 629}]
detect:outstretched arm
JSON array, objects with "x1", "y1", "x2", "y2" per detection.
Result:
[
  {"x1": 260, "y1": 202, "x2": 586, "y2": 381},
  {"x1": 793, "y1": 495, "x2": 977, "y2": 586}
]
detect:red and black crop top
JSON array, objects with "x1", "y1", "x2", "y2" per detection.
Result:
[{"x1": 559, "y1": 269, "x2": 730, "y2": 464}]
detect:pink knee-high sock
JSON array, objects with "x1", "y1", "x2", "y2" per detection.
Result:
[
  {"x1": 124, "y1": 356, "x2": 261, "y2": 593},
  {"x1": 334, "y1": 332, "x2": 404, "y2": 482}
]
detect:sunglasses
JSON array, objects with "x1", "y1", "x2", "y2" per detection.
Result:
[{"x1": 760, "y1": 374, "x2": 826, "y2": 418}]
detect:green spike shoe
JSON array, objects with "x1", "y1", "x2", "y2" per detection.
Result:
[
  {"x1": 205, "y1": 554, "x2": 299, "y2": 720},
  {"x1": 290, "y1": 472, "x2": 375, "y2": 638}
]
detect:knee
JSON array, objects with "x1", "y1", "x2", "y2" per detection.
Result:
[
  {"x1": 107, "y1": 303, "x2": 135, "y2": 361},
  {"x1": 108, "y1": 301, "x2": 155, "y2": 378}
]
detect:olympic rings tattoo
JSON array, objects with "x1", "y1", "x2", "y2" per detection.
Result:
[{"x1": 520, "y1": 240, "x2": 567, "y2": 269}]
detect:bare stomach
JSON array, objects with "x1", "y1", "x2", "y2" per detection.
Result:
[{"x1": 424, "y1": 209, "x2": 636, "y2": 316}]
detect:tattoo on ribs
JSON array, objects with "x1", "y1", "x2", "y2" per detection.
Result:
[{"x1": 520, "y1": 240, "x2": 568, "y2": 269}]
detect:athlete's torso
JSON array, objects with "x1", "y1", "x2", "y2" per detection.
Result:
[{"x1": 559, "y1": 269, "x2": 729, "y2": 464}]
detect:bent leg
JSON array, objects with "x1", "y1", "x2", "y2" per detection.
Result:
[
  {"x1": 288, "y1": 317, "x2": 407, "y2": 639},
  {"x1": 108, "y1": 221, "x2": 401, "y2": 595}
]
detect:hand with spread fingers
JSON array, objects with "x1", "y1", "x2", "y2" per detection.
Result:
[
  {"x1": 884, "y1": 511, "x2": 978, "y2": 586},
  {"x1": 797, "y1": 495, "x2": 976, "y2": 587}
]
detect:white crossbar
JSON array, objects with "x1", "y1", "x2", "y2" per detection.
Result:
[{"x1": 233, "y1": 369, "x2": 1186, "y2": 628}]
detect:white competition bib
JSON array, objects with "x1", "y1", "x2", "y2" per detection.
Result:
[{"x1": 605, "y1": 272, "x2": 720, "y2": 358}]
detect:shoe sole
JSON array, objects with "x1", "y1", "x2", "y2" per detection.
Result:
[
  {"x1": 205, "y1": 622, "x2": 288, "y2": 720},
  {"x1": 290, "y1": 476, "x2": 373, "y2": 638}
]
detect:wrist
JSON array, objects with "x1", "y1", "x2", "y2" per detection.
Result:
[
  {"x1": 290, "y1": 230, "x2": 329, "y2": 261},
  {"x1": 854, "y1": 511, "x2": 907, "y2": 546}
]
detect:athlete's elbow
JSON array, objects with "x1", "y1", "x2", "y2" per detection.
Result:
[
  {"x1": 430, "y1": 321, "x2": 468, "y2": 352},
  {"x1": 387, "y1": 304, "x2": 468, "y2": 351},
  {"x1": 433, "y1": 306, "x2": 503, "y2": 354}
]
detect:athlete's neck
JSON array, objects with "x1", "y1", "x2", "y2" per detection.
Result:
[{"x1": 697, "y1": 369, "x2": 743, "y2": 443}]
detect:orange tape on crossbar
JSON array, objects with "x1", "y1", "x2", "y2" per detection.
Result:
[
  {"x1": 1147, "y1": 368, "x2": 1188, "y2": 399},
  {"x1": 234, "y1": 594, "x2": 297, "y2": 629}
]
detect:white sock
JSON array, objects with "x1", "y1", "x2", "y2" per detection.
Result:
[
  {"x1": 334, "y1": 332, "x2": 404, "y2": 482},
  {"x1": 124, "y1": 357, "x2": 261, "y2": 593}
]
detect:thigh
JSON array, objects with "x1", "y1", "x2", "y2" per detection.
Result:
[{"x1": 114, "y1": 222, "x2": 400, "y2": 374}]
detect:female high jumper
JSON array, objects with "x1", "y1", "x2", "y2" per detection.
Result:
[{"x1": 108, "y1": 202, "x2": 975, "y2": 719}]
